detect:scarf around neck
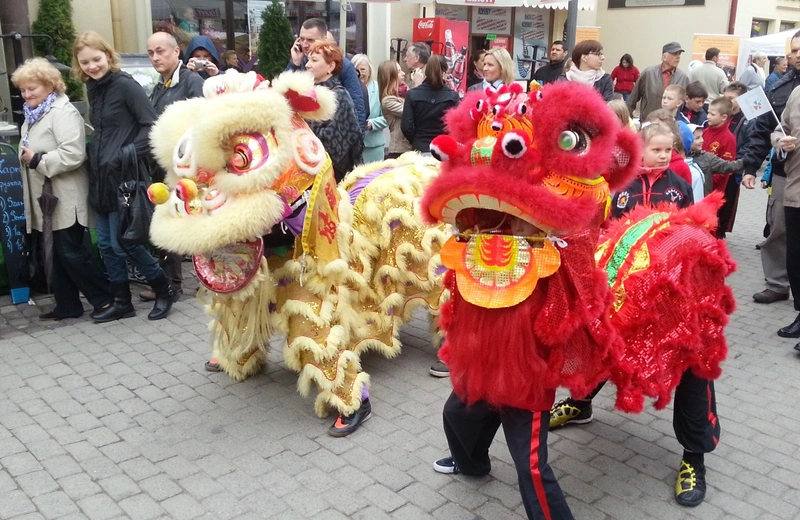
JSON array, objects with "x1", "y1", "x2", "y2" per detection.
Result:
[
  {"x1": 565, "y1": 64, "x2": 606, "y2": 86},
  {"x1": 481, "y1": 78, "x2": 505, "y2": 92},
  {"x1": 22, "y1": 91, "x2": 58, "y2": 147}
]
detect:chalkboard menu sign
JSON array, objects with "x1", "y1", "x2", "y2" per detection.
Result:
[{"x1": 0, "y1": 146, "x2": 28, "y2": 303}]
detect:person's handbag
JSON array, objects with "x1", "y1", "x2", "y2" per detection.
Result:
[
  {"x1": 18, "y1": 231, "x2": 48, "y2": 294},
  {"x1": 117, "y1": 145, "x2": 154, "y2": 246}
]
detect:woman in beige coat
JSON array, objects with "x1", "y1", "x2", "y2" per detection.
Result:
[
  {"x1": 377, "y1": 60, "x2": 412, "y2": 159},
  {"x1": 13, "y1": 58, "x2": 112, "y2": 320}
]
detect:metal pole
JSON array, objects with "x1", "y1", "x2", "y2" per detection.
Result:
[
  {"x1": 565, "y1": 0, "x2": 578, "y2": 51},
  {"x1": 340, "y1": 2, "x2": 348, "y2": 54}
]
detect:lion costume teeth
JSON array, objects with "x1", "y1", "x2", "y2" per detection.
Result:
[{"x1": 149, "y1": 70, "x2": 448, "y2": 418}]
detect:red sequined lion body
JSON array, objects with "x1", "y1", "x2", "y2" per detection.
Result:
[{"x1": 422, "y1": 82, "x2": 735, "y2": 413}]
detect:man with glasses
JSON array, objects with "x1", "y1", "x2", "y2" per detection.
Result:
[
  {"x1": 627, "y1": 41, "x2": 690, "y2": 121},
  {"x1": 287, "y1": 18, "x2": 366, "y2": 132}
]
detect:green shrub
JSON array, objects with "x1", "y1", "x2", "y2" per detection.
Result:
[
  {"x1": 257, "y1": 0, "x2": 295, "y2": 81},
  {"x1": 31, "y1": 0, "x2": 83, "y2": 101}
]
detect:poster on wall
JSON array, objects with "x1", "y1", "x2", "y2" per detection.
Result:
[
  {"x1": 609, "y1": 0, "x2": 704, "y2": 7},
  {"x1": 435, "y1": 6, "x2": 469, "y2": 21},
  {"x1": 472, "y1": 7, "x2": 513, "y2": 35},
  {"x1": 576, "y1": 27, "x2": 601, "y2": 43},
  {"x1": 513, "y1": 8, "x2": 550, "y2": 81},
  {"x1": 692, "y1": 34, "x2": 740, "y2": 81}
]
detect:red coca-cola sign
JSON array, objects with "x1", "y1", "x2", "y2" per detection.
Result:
[{"x1": 417, "y1": 19, "x2": 435, "y2": 30}]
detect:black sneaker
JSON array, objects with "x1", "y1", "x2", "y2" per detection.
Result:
[
  {"x1": 328, "y1": 399, "x2": 372, "y2": 437},
  {"x1": 549, "y1": 398, "x2": 593, "y2": 429},
  {"x1": 429, "y1": 360, "x2": 450, "y2": 378},
  {"x1": 432, "y1": 457, "x2": 460, "y2": 474},
  {"x1": 675, "y1": 459, "x2": 706, "y2": 507},
  {"x1": 204, "y1": 359, "x2": 222, "y2": 372}
]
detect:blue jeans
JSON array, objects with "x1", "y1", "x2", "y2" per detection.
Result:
[{"x1": 95, "y1": 211, "x2": 163, "y2": 284}]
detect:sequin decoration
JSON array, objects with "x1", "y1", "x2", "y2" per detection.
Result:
[
  {"x1": 440, "y1": 234, "x2": 561, "y2": 308},
  {"x1": 193, "y1": 239, "x2": 264, "y2": 294}
]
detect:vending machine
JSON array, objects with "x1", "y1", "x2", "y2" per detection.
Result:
[{"x1": 412, "y1": 18, "x2": 470, "y2": 96}]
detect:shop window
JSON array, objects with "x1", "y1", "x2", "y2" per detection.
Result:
[
  {"x1": 151, "y1": 0, "x2": 229, "y2": 53},
  {"x1": 781, "y1": 21, "x2": 798, "y2": 32},
  {"x1": 751, "y1": 19, "x2": 770, "y2": 38}
]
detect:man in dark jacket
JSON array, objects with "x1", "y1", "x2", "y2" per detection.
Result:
[
  {"x1": 740, "y1": 46, "x2": 800, "y2": 306},
  {"x1": 286, "y1": 18, "x2": 366, "y2": 132},
  {"x1": 144, "y1": 31, "x2": 206, "y2": 301},
  {"x1": 530, "y1": 41, "x2": 568, "y2": 88}
]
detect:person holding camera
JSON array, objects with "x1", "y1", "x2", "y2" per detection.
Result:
[{"x1": 184, "y1": 35, "x2": 220, "y2": 79}]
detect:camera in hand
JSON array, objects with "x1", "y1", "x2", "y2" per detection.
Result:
[{"x1": 195, "y1": 59, "x2": 209, "y2": 70}]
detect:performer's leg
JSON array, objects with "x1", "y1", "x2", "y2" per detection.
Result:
[
  {"x1": 549, "y1": 380, "x2": 606, "y2": 429},
  {"x1": 502, "y1": 408, "x2": 574, "y2": 520},
  {"x1": 673, "y1": 369, "x2": 719, "y2": 507},
  {"x1": 439, "y1": 391, "x2": 501, "y2": 476}
]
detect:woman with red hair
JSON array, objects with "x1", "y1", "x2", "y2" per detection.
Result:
[{"x1": 305, "y1": 41, "x2": 363, "y2": 181}]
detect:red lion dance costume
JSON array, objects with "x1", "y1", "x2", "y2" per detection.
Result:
[{"x1": 422, "y1": 82, "x2": 735, "y2": 519}]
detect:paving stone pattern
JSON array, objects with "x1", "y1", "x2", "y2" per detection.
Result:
[{"x1": 0, "y1": 187, "x2": 797, "y2": 519}]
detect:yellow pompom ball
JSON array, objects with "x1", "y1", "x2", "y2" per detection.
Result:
[
  {"x1": 176, "y1": 179, "x2": 199, "y2": 201},
  {"x1": 148, "y1": 183, "x2": 170, "y2": 205}
]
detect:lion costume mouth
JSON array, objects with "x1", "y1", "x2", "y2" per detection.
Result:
[
  {"x1": 193, "y1": 239, "x2": 264, "y2": 294},
  {"x1": 435, "y1": 192, "x2": 561, "y2": 309}
]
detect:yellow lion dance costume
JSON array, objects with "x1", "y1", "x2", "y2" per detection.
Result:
[{"x1": 147, "y1": 70, "x2": 447, "y2": 434}]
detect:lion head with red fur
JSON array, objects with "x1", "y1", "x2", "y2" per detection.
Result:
[{"x1": 422, "y1": 82, "x2": 640, "y2": 409}]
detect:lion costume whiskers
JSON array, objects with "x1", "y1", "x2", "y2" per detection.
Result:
[{"x1": 148, "y1": 70, "x2": 448, "y2": 419}]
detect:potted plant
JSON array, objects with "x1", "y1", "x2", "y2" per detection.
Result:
[
  {"x1": 31, "y1": 0, "x2": 85, "y2": 110},
  {"x1": 257, "y1": 0, "x2": 295, "y2": 81}
]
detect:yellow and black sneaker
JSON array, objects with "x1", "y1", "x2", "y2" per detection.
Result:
[
  {"x1": 675, "y1": 459, "x2": 706, "y2": 507},
  {"x1": 549, "y1": 398, "x2": 593, "y2": 430}
]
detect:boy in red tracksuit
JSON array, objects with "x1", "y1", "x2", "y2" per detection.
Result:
[{"x1": 702, "y1": 97, "x2": 737, "y2": 194}]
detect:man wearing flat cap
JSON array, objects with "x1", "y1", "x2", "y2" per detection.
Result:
[{"x1": 627, "y1": 41, "x2": 690, "y2": 121}]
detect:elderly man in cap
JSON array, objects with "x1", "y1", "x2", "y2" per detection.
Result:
[{"x1": 627, "y1": 41, "x2": 690, "y2": 121}]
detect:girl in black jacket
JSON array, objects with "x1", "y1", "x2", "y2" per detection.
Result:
[
  {"x1": 73, "y1": 31, "x2": 176, "y2": 323},
  {"x1": 401, "y1": 55, "x2": 460, "y2": 153}
]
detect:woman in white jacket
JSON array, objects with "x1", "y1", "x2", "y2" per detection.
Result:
[
  {"x1": 353, "y1": 54, "x2": 387, "y2": 164},
  {"x1": 12, "y1": 58, "x2": 113, "y2": 320}
]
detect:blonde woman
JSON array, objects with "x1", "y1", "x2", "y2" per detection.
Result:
[
  {"x1": 72, "y1": 31, "x2": 177, "y2": 322},
  {"x1": 468, "y1": 47, "x2": 514, "y2": 92},
  {"x1": 352, "y1": 54, "x2": 387, "y2": 164},
  {"x1": 12, "y1": 58, "x2": 113, "y2": 321},
  {"x1": 377, "y1": 60, "x2": 411, "y2": 159}
]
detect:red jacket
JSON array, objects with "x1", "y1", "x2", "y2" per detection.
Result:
[
  {"x1": 669, "y1": 150, "x2": 693, "y2": 185},
  {"x1": 702, "y1": 123, "x2": 737, "y2": 191},
  {"x1": 611, "y1": 65, "x2": 640, "y2": 94}
]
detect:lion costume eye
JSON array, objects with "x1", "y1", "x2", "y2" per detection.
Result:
[
  {"x1": 227, "y1": 132, "x2": 274, "y2": 174},
  {"x1": 558, "y1": 129, "x2": 590, "y2": 154}
]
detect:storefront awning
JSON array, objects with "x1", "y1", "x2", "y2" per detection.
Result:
[{"x1": 432, "y1": 0, "x2": 595, "y2": 8}]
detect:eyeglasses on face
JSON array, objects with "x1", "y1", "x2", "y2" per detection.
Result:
[{"x1": 588, "y1": 51, "x2": 604, "y2": 58}]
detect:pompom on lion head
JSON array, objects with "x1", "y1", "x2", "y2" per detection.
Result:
[{"x1": 148, "y1": 70, "x2": 338, "y2": 256}]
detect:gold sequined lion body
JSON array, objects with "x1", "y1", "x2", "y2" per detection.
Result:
[{"x1": 148, "y1": 70, "x2": 448, "y2": 417}]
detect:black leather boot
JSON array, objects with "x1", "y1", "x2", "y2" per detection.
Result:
[
  {"x1": 148, "y1": 273, "x2": 176, "y2": 321},
  {"x1": 92, "y1": 283, "x2": 136, "y2": 323},
  {"x1": 778, "y1": 313, "x2": 800, "y2": 338}
]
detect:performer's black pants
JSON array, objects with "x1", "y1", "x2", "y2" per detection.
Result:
[
  {"x1": 442, "y1": 391, "x2": 574, "y2": 520},
  {"x1": 584, "y1": 369, "x2": 720, "y2": 454},
  {"x1": 785, "y1": 206, "x2": 800, "y2": 311}
]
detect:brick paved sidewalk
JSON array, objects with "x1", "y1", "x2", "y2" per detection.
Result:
[{"x1": 0, "y1": 185, "x2": 797, "y2": 520}]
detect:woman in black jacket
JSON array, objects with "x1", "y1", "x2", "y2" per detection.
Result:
[
  {"x1": 401, "y1": 55, "x2": 460, "y2": 154},
  {"x1": 565, "y1": 40, "x2": 614, "y2": 102},
  {"x1": 72, "y1": 31, "x2": 176, "y2": 323}
]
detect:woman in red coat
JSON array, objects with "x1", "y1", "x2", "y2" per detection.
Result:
[{"x1": 611, "y1": 53, "x2": 640, "y2": 101}]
